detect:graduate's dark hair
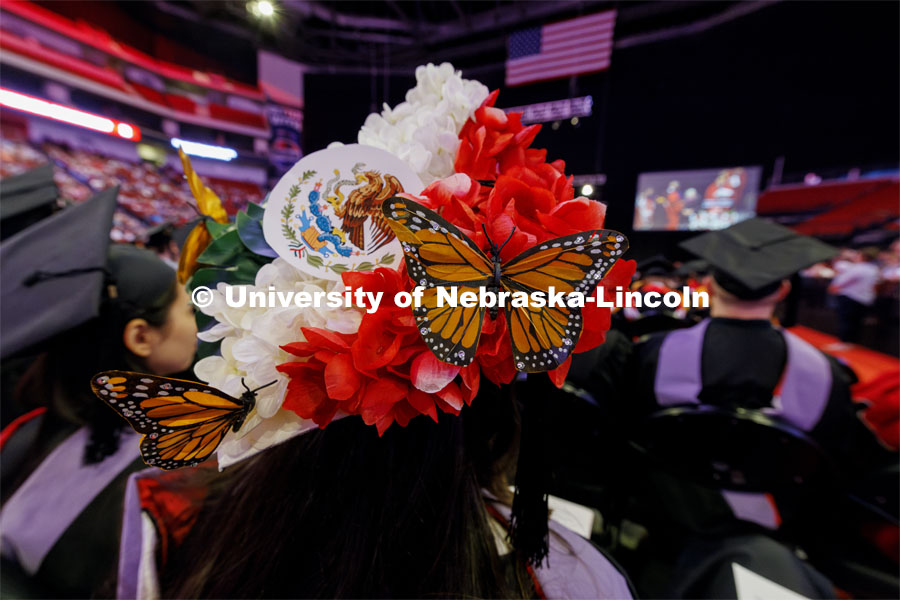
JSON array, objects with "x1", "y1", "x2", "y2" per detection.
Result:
[
  {"x1": 13, "y1": 279, "x2": 178, "y2": 465},
  {"x1": 162, "y1": 381, "x2": 533, "y2": 599}
]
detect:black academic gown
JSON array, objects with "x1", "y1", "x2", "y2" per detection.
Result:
[
  {"x1": 631, "y1": 318, "x2": 865, "y2": 457},
  {"x1": 628, "y1": 318, "x2": 877, "y2": 524},
  {"x1": 0, "y1": 414, "x2": 144, "y2": 599}
]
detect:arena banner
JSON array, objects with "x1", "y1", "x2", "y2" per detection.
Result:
[
  {"x1": 258, "y1": 50, "x2": 305, "y2": 179},
  {"x1": 265, "y1": 103, "x2": 303, "y2": 179}
]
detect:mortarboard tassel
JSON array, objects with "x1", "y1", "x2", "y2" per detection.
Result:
[
  {"x1": 509, "y1": 372, "x2": 552, "y2": 567},
  {"x1": 23, "y1": 266, "x2": 109, "y2": 286}
]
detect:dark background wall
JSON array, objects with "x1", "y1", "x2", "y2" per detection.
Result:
[{"x1": 304, "y1": 1, "x2": 899, "y2": 260}]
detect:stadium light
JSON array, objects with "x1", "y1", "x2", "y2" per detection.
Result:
[
  {"x1": 0, "y1": 88, "x2": 140, "y2": 141},
  {"x1": 248, "y1": 0, "x2": 276, "y2": 18},
  {"x1": 171, "y1": 138, "x2": 238, "y2": 161}
]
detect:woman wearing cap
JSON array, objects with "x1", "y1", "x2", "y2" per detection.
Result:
[
  {"x1": 109, "y1": 237, "x2": 635, "y2": 599},
  {"x1": 0, "y1": 193, "x2": 198, "y2": 598}
]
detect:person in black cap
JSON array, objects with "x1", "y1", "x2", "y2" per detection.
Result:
[
  {"x1": 632, "y1": 218, "x2": 863, "y2": 450},
  {"x1": 139, "y1": 221, "x2": 180, "y2": 269},
  {"x1": 621, "y1": 218, "x2": 893, "y2": 597},
  {"x1": 615, "y1": 255, "x2": 697, "y2": 339},
  {"x1": 0, "y1": 163, "x2": 60, "y2": 242},
  {"x1": 0, "y1": 187, "x2": 198, "y2": 598}
]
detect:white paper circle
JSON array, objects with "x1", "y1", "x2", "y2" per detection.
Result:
[{"x1": 263, "y1": 144, "x2": 424, "y2": 280}]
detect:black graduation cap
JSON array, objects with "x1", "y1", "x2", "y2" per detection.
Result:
[
  {"x1": 679, "y1": 217, "x2": 838, "y2": 300},
  {"x1": 0, "y1": 164, "x2": 59, "y2": 241},
  {"x1": 0, "y1": 187, "x2": 117, "y2": 360},
  {"x1": 675, "y1": 259, "x2": 710, "y2": 278},
  {"x1": 171, "y1": 219, "x2": 200, "y2": 251},
  {"x1": 637, "y1": 255, "x2": 675, "y2": 278},
  {"x1": 142, "y1": 221, "x2": 174, "y2": 250}
]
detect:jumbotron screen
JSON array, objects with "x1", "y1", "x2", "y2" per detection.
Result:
[{"x1": 633, "y1": 166, "x2": 762, "y2": 231}]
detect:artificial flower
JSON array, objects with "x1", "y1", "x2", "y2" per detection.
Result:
[
  {"x1": 202, "y1": 68, "x2": 635, "y2": 453},
  {"x1": 353, "y1": 63, "x2": 489, "y2": 184},
  {"x1": 193, "y1": 257, "x2": 362, "y2": 464}
]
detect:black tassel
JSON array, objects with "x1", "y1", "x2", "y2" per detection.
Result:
[
  {"x1": 23, "y1": 266, "x2": 109, "y2": 286},
  {"x1": 509, "y1": 372, "x2": 552, "y2": 567}
]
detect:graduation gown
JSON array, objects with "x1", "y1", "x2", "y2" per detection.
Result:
[
  {"x1": 0, "y1": 413, "x2": 144, "y2": 598},
  {"x1": 633, "y1": 318, "x2": 861, "y2": 450},
  {"x1": 630, "y1": 317, "x2": 883, "y2": 531}
]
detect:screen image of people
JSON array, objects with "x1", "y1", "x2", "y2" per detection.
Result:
[{"x1": 634, "y1": 166, "x2": 762, "y2": 231}]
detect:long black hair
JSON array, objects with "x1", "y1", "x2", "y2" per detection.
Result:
[
  {"x1": 12, "y1": 278, "x2": 177, "y2": 466},
  {"x1": 162, "y1": 381, "x2": 533, "y2": 599}
]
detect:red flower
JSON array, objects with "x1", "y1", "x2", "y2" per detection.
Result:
[
  {"x1": 277, "y1": 86, "x2": 634, "y2": 433},
  {"x1": 455, "y1": 90, "x2": 540, "y2": 181},
  {"x1": 575, "y1": 258, "x2": 637, "y2": 353}
]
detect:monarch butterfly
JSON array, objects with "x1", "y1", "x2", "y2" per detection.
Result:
[
  {"x1": 91, "y1": 372, "x2": 274, "y2": 470},
  {"x1": 382, "y1": 197, "x2": 628, "y2": 372}
]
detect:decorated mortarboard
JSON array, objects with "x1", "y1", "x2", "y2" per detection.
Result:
[
  {"x1": 0, "y1": 164, "x2": 59, "y2": 240},
  {"x1": 679, "y1": 217, "x2": 838, "y2": 300},
  {"x1": 87, "y1": 64, "x2": 638, "y2": 568},
  {"x1": 0, "y1": 187, "x2": 117, "y2": 360}
]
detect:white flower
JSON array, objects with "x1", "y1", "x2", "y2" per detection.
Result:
[
  {"x1": 193, "y1": 257, "x2": 363, "y2": 468},
  {"x1": 356, "y1": 62, "x2": 488, "y2": 185}
]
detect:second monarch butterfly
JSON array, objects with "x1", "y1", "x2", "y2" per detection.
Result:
[
  {"x1": 382, "y1": 197, "x2": 628, "y2": 372},
  {"x1": 91, "y1": 372, "x2": 275, "y2": 469}
]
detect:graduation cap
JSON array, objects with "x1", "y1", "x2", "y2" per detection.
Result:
[
  {"x1": 142, "y1": 221, "x2": 174, "y2": 250},
  {"x1": 0, "y1": 164, "x2": 59, "y2": 241},
  {"x1": 0, "y1": 188, "x2": 117, "y2": 360},
  {"x1": 675, "y1": 259, "x2": 710, "y2": 278},
  {"x1": 679, "y1": 218, "x2": 838, "y2": 300},
  {"x1": 636, "y1": 255, "x2": 675, "y2": 278}
]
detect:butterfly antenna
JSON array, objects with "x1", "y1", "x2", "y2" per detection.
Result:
[
  {"x1": 481, "y1": 223, "x2": 497, "y2": 254},
  {"x1": 498, "y1": 227, "x2": 517, "y2": 254},
  {"x1": 250, "y1": 380, "x2": 278, "y2": 394},
  {"x1": 241, "y1": 378, "x2": 251, "y2": 394}
]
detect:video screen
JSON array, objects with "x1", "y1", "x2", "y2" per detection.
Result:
[{"x1": 633, "y1": 166, "x2": 762, "y2": 231}]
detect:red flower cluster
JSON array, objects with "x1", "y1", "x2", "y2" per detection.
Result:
[
  {"x1": 277, "y1": 267, "x2": 479, "y2": 435},
  {"x1": 419, "y1": 89, "x2": 637, "y2": 373},
  {"x1": 277, "y1": 88, "x2": 635, "y2": 433}
]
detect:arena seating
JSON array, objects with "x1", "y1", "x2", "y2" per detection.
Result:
[{"x1": 0, "y1": 137, "x2": 264, "y2": 242}]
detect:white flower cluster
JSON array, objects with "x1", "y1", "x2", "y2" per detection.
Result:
[
  {"x1": 354, "y1": 63, "x2": 488, "y2": 185},
  {"x1": 193, "y1": 258, "x2": 362, "y2": 468}
]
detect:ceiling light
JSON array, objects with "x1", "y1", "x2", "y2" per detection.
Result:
[
  {"x1": 171, "y1": 138, "x2": 238, "y2": 161},
  {"x1": 257, "y1": 0, "x2": 274, "y2": 16},
  {"x1": 249, "y1": 0, "x2": 275, "y2": 17},
  {"x1": 0, "y1": 88, "x2": 140, "y2": 141}
]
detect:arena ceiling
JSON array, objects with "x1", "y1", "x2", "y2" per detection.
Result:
[{"x1": 130, "y1": 1, "x2": 751, "y2": 75}]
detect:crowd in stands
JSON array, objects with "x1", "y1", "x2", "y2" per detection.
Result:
[{"x1": 0, "y1": 138, "x2": 264, "y2": 242}]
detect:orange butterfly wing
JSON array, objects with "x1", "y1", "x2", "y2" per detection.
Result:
[
  {"x1": 382, "y1": 197, "x2": 629, "y2": 373},
  {"x1": 500, "y1": 231, "x2": 628, "y2": 371},
  {"x1": 383, "y1": 197, "x2": 492, "y2": 367},
  {"x1": 91, "y1": 371, "x2": 250, "y2": 469}
]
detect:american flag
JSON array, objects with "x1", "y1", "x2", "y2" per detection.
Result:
[{"x1": 506, "y1": 10, "x2": 617, "y2": 87}]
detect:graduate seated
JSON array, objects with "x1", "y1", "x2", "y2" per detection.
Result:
[
  {"x1": 620, "y1": 218, "x2": 896, "y2": 598},
  {"x1": 613, "y1": 255, "x2": 698, "y2": 340}
]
